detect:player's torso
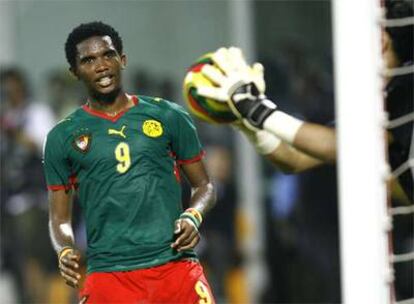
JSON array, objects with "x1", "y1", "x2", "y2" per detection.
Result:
[
  {"x1": 69, "y1": 105, "x2": 173, "y2": 188},
  {"x1": 61, "y1": 96, "x2": 189, "y2": 270},
  {"x1": 66, "y1": 97, "x2": 178, "y2": 204}
]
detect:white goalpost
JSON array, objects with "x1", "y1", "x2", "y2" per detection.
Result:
[{"x1": 332, "y1": 0, "x2": 392, "y2": 304}]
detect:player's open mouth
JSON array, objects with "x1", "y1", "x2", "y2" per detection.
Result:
[{"x1": 96, "y1": 75, "x2": 114, "y2": 87}]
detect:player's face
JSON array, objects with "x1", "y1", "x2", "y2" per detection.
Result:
[{"x1": 73, "y1": 36, "x2": 126, "y2": 97}]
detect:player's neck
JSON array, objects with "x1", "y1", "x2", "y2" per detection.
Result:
[{"x1": 87, "y1": 91, "x2": 133, "y2": 116}]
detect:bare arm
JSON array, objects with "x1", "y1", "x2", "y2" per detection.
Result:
[
  {"x1": 181, "y1": 160, "x2": 216, "y2": 215},
  {"x1": 171, "y1": 160, "x2": 216, "y2": 251},
  {"x1": 266, "y1": 141, "x2": 325, "y2": 173},
  {"x1": 48, "y1": 189, "x2": 81, "y2": 288},
  {"x1": 236, "y1": 123, "x2": 329, "y2": 173},
  {"x1": 49, "y1": 189, "x2": 75, "y2": 252},
  {"x1": 292, "y1": 122, "x2": 337, "y2": 163}
]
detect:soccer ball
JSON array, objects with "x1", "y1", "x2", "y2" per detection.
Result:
[{"x1": 183, "y1": 53, "x2": 237, "y2": 124}]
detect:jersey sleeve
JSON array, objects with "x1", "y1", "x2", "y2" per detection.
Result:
[
  {"x1": 168, "y1": 104, "x2": 204, "y2": 164},
  {"x1": 43, "y1": 128, "x2": 72, "y2": 191}
]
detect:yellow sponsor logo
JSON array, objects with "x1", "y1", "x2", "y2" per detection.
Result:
[{"x1": 142, "y1": 120, "x2": 163, "y2": 138}]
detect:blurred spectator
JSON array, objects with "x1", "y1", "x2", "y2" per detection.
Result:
[
  {"x1": 130, "y1": 67, "x2": 177, "y2": 101},
  {"x1": 196, "y1": 145, "x2": 247, "y2": 303},
  {"x1": 46, "y1": 69, "x2": 84, "y2": 120},
  {"x1": 0, "y1": 67, "x2": 56, "y2": 303},
  {"x1": 262, "y1": 166, "x2": 340, "y2": 303},
  {"x1": 159, "y1": 78, "x2": 176, "y2": 101},
  {"x1": 131, "y1": 67, "x2": 155, "y2": 97},
  {"x1": 258, "y1": 39, "x2": 340, "y2": 303},
  {"x1": 261, "y1": 41, "x2": 334, "y2": 123}
]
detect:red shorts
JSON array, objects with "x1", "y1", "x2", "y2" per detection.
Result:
[{"x1": 79, "y1": 260, "x2": 214, "y2": 303}]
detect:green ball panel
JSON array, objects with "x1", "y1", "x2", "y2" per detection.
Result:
[{"x1": 189, "y1": 88, "x2": 237, "y2": 123}]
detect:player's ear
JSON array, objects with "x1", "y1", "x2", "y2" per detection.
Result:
[
  {"x1": 69, "y1": 67, "x2": 80, "y2": 80},
  {"x1": 120, "y1": 54, "x2": 127, "y2": 69}
]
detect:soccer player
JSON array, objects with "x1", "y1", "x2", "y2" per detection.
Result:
[
  {"x1": 198, "y1": 0, "x2": 413, "y2": 201},
  {"x1": 43, "y1": 21, "x2": 216, "y2": 303}
]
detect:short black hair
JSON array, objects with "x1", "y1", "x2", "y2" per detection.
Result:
[
  {"x1": 65, "y1": 21, "x2": 123, "y2": 69},
  {"x1": 385, "y1": 0, "x2": 414, "y2": 64}
]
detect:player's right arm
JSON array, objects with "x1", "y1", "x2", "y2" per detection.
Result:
[
  {"x1": 43, "y1": 124, "x2": 81, "y2": 288},
  {"x1": 49, "y1": 189, "x2": 81, "y2": 288}
]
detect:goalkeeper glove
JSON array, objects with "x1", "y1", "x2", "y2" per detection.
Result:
[
  {"x1": 233, "y1": 121, "x2": 281, "y2": 155},
  {"x1": 199, "y1": 47, "x2": 304, "y2": 144},
  {"x1": 198, "y1": 47, "x2": 277, "y2": 130}
]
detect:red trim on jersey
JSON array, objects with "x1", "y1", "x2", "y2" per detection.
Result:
[
  {"x1": 177, "y1": 150, "x2": 205, "y2": 165},
  {"x1": 82, "y1": 95, "x2": 139, "y2": 122},
  {"x1": 69, "y1": 174, "x2": 79, "y2": 190},
  {"x1": 47, "y1": 184, "x2": 71, "y2": 191},
  {"x1": 47, "y1": 173, "x2": 79, "y2": 191},
  {"x1": 173, "y1": 163, "x2": 182, "y2": 183},
  {"x1": 168, "y1": 151, "x2": 181, "y2": 182}
]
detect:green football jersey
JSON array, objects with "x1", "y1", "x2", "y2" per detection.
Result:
[{"x1": 43, "y1": 95, "x2": 204, "y2": 273}]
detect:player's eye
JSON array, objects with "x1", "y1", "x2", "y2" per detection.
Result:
[
  {"x1": 105, "y1": 51, "x2": 117, "y2": 58},
  {"x1": 81, "y1": 57, "x2": 94, "y2": 64}
]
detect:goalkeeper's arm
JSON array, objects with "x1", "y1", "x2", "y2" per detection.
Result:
[
  {"x1": 199, "y1": 47, "x2": 337, "y2": 164},
  {"x1": 235, "y1": 123, "x2": 330, "y2": 173},
  {"x1": 231, "y1": 95, "x2": 337, "y2": 163}
]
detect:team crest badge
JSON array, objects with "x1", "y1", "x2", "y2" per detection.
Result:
[
  {"x1": 72, "y1": 134, "x2": 92, "y2": 153},
  {"x1": 142, "y1": 120, "x2": 163, "y2": 138}
]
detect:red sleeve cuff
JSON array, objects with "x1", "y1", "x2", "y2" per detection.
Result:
[
  {"x1": 47, "y1": 175, "x2": 78, "y2": 191},
  {"x1": 47, "y1": 184, "x2": 71, "y2": 191},
  {"x1": 177, "y1": 150, "x2": 205, "y2": 165}
]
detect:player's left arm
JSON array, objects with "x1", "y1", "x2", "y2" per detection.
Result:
[{"x1": 171, "y1": 160, "x2": 216, "y2": 251}]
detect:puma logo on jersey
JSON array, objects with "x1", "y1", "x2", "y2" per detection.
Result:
[{"x1": 108, "y1": 125, "x2": 127, "y2": 138}]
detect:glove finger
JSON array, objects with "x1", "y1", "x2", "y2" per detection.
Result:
[
  {"x1": 212, "y1": 48, "x2": 234, "y2": 75},
  {"x1": 251, "y1": 62, "x2": 266, "y2": 94},
  {"x1": 228, "y1": 47, "x2": 250, "y2": 73},
  {"x1": 252, "y1": 62, "x2": 264, "y2": 79},
  {"x1": 201, "y1": 65, "x2": 227, "y2": 86},
  {"x1": 197, "y1": 86, "x2": 228, "y2": 102}
]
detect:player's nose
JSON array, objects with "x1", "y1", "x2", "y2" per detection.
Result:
[{"x1": 95, "y1": 57, "x2": 109, "y2": 73}]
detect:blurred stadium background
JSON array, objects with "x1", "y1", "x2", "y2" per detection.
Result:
[{"x1": 0, "y1": 1, "x2": 411, "y2": 303}]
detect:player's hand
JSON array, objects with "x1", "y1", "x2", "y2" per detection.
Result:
[
  {"x1": 198, "y1": 47, "x2": 265, "y2": 101},
  {"x1": 171, "y1": 218, "x2": 200, "y2": 252},
  {"x1": 198, "y1": 47, "x2": 277, "y2": 129},
  {"x1": 198, "y1": 47, "x2": 258, "y2": 101},
  {"x1": 58, "y1": 247, "x2": 82, "y2": 288}
]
